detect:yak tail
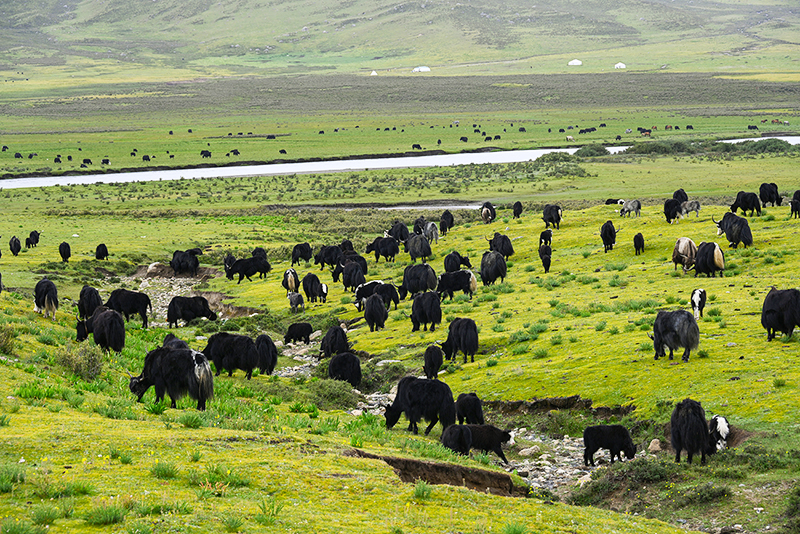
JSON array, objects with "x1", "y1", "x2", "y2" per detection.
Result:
[
  {"x1": 45, "y1": 295, "x2": 58, "y2": 321},
  {"x1": 191, "y1": 352, "x2": 214, "y2": 409},
  {"x1": 714, "y1": 246, "x2": 725, "y2": 270}
]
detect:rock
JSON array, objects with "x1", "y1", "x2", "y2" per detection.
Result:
[
  {"x1": 377, "y1": 359, "x2": 402, "y2": 367},
  {"x1": 648, "y1": 439, "x2": 662, "y2": 453},
  {"x1": 518, "y1": 446, "x2": 541, "y2": 457},
  {"x1": 310, "y1": 330, "x2": 323, "y2": 341}
]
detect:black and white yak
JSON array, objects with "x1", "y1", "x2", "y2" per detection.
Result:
[
  {"x1": 649, "y1": 310, "x2": 699, "y2": 362},
  {"x1": 129, "y1": 345, "x2": 214, "y2": 410}
]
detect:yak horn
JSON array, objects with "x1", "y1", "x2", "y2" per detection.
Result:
[{"x1": 711, "y1": 215, "x2": 718, "y2": 225}]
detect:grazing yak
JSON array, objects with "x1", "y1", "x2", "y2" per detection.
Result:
[
  {"x1": 354, "y1": 281, "x2": 385, "y2": 311},
  {"x1": 170, "y1": 249, "x2": 201, "y2": 277},
  {"x1": 439, "y1": 210, "x2": 455, "y2": 236},
  {"x1": 386, "y1": 221, "x2": 411, "y2": 243},
  {"x1": 650, "y1": 309, "x2": 699, "y2": 362},
  {"x1": 730, "y1": 191, "x2": 761, "y2": 216},
  {"x1": 663, "y1": 198, "x2": 682, "y2": 224},
  {"x1": 673, "y1": 188, "x2": 689, "y2": 203},
  {"x1": 670, "y1": 398, "x2": 710, "y2": 464},
  {"x1": 282, "y1": 268, "x2": 300, "y2": 295},
  {"x1": 480, "y1": 201, "x2": 496, "y2": 224},
  {"x1": 694, "y1": 242, "x2": 725, "y2": 278},
  {"x1": 339, "y1": 261, "x2": 366, "y2": 292},
  {"x1": 285, "y1": 322, "x2": 312, "y2": 345},
  {"x1": 129, "y1": 345, "x2": 214, "y2": 411},
  {"x1": 313, "y1": 244, "x2": 343, "y2": 270},
  {"x1": 413, "y1": 216, "x2": 427, "y2": 236},
  {"x1": 288, "y1": 292, "x2": 304, "y2": 313},
  {"x1": 291, "y1": 243, "x2": 313, "y2": 266},
  {"x1": 364, "y1": 293, "x2": 388, "y2": 332},
  {"x1": 77, "y1": 285, "x2": 103, "y2": 320},
  {"x1": 167, "y1": 296, "x2": 217, "y2": 328},
  {"x1": 59, "y1": 241, "x2": 71, "y2": 262},
  {"x1": 76, "y1": 307, "x2": 125, "y2": 353},
  {"x1": 512, "y1": 201, "x2": 523, "y2": 219},
  {"x1": 691, "y1": 288, "x2": 707, "y2": 319},
  {"x1": 104, "y1": 288, "x2": 152, "y2": 328},
  {"x1": 95, "y1": 243, "x2": 109, "y2": 260},
  {"x1": 457, "y1": 425, "x2": 514, "y2": 463},
  {"x1": 27, "y1": 230, "x2": 40, "y2": 248},
  {"x1": 583, "y1": 425, "x2": 636, "y2": 466},
  {"x1": 366, "y1": 236, "x2": 400, "y2": 263},
  {"x1": 672, "y1": 237, "x2": 697, "y2": 274},
  {"x1": 423, "y1": 221, "x2": 439, "y2": 244},
  {"x1": 619, "y1": 199, "x2": 641, "y2": 217},
  {"x1": 441, "y1": 425, "x2": 472, "y2": 456},
  {"x1": 759, "y1": 182, "x2": 782, "y2": 207},
  {"x1": 436, "y1": 270, "x2": 477, "y2": 300},
  {"x1": 8, "y1": 236, "x2": 20, "y2": 257},
  {"x1": 332, "y1": 252, "x2": 368, "y2": 283},
  {"x1": 423, "y1": 345, "x2": 443, "y2": 380},
  {"x1": 442, "y1": 317, "x2": 479, "y2": 363},
  {"x1": 487, "y1": 232, "x2": 514, "y2": 261},
  {"x1": 480, "y1": 250, "x2": 507, "y2": 286},
  {"x1": 539, "y1": 244, "x2": 552, "y2": 273},
  {"x1": 328, "y1": 352, "x2": 362, "y2": 388},
  {"x1": 302, "y1": 272, "x2": 328, "y2": 303},
  {"x1": 398, "y1": 263, "x2": 437, "y2": 300},
  {"x1": 791, "y1": 199, "x2": 800, "y2": 219},
  {"x1": 540, "y1": 229, "x2": 552, "y2": 247},
  {"x1": 713, "y1": 212, "x2": 753, "y2": 249},
  {"x1": 410, "y1": 291, "x2": 442, "y2": 332},
  {"x1": 542, "y1": 204, "x2": 562, "y2": 229},
  {"x1": 456, "y1": 392, "x2": 484, "y2": 425},
  {"x1": 709, "y1": 415, "x2": 730, "y2": 452},
  {"x1": 320, "y1": 326, "x2": 349, "y2": 358},
  {"x1": 202, "y1": 332, "x2": 276, "y2": 379},
  {"x1": 600, "y1": 220, "x2": 618, "y2": 252},
  {"x1": 633, "y1": 233, "x2": 644, "y2": 255},
  {"x1": 680, "y1": 200, "x2": 701, "y2": 218},
  {"x1": 34, "y1": 278, "x2": 58, "y2": 320},
  {"x1": 225, "y1": 255, "x2": 271, "y2": 283},
  {"x1": 404, "y1": 234, "x2": 432, "y2": 263},
  {"x1": 443, "y1": 251, "x2": 472, "y2": 273},
  {"x1": 385, "y1": 376, "x2": 455, "y2": 436},
  {"x1": 761, "y1": 287, "x2": 800, "y2": 341}
]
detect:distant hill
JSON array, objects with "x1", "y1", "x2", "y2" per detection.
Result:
[{"x1": 1, "y1": 0, "x2": 798, "y2": 79}]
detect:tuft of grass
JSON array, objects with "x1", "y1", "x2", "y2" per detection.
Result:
[
  {"x1": 255, "y1": 495, "x2": 284, "y2": 526},
  {"x1": 532, "y1": 348, "x2": 549, "y2": 360},
  {"x1": 220, "y1": 513, "x2": 244, "y2": 532},
  {"x1": 144, "y1": 401, "x2": 168, "y2": 415},
  {"x1": 502, "y1": 523, "x2": 528, "y2": 534},
  {"x1": 178, "y1": 412, "x2": 205, "y2": 429},
  {"x1": 774, "y1": 378, "x2": 787, "y2": 388},
  {"x1": 413, "y1": 479, "x2": 433, "y2": 500},
  {"x1": 595, "y1": 321, "x2": 607, "y2": 331},
  {"x1": 150, "y1": 460, "x2": 179, "y2": 480},
  {"x1": 0, "y1": 518, "x2": 47, "y2": 534},
  {"x1": 83, "y1": 503, "x2": 127, "y2": 525}
]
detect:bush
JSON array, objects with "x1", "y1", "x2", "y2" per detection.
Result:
[
  {"x1": 306, "y1": 379, "x2": 360, "y2": 410},
  {"x1": 575, "y1": 144, "x2": 610, "y2": 157},
  {"x1": 54, "y1": 342, "x2": 103, "y2": 381}
]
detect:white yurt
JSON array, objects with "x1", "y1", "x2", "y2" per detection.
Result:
[
  {"x1": 370, "y1": 71, "x2": 378, "y2": 76},
  {"x1": 568, "y1": 59, "x2": 582, "y2": 66},
  {"x1": 614, "y1": 62, "x2": 626, "y2": 69},
  {"x1": 412, "y1": 66, "x2": 431, "y2": 73}
]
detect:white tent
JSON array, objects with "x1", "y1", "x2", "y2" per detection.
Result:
[
  {"x1": 568, "y1": 59, "x2": 582, "y2": 66},
  {"x1": 370, "y1": 71, "x2": 378, "y2": 76},
  {"x1": 614, "y1": 62, "x2": 626, "y2": 69},
  {"x1": 412, "y1": 66, "x2": 431, "y2": 73}
]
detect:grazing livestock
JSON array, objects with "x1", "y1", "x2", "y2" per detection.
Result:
[
  {"x1": 437, "y1": 270, "x2": 477, "y2": 300},
  {"x1": 95, "y1": 243, "x2": 109, "y2": 260},
  {"x1": 282, "y1": 268, "x2": 300, "y2": 295},
  {"x1": 413, "y1": 216, "x2": 427, "y2": 235},
  {"x1": 600, "y1": 220, "x2": 618, "y2": 252},
  {"x1": 542, "y1": 204, "x2": 563, "y2": 229},
  {"x1": 680, "y1": 200, "x2": 701, "y2": 218},
  {"x1": 650, "y1": 310, "x2": 699, "y2": 362},
  {"x1": 59, "y1": 241, "x2": 71, "y2": 262},
  {"x1": 104, "y1": 288, "x2": 152, "y2": 328},
  {"x1": 664, "y1": 198, "x2": 682, "y2": 224},
  {"x1": 202, "y1": 332, "x2": 275, "y2": 379},
  {"x1": 332, "y1": 252, "x2": 368, "y2": 281},
  {"x1": 633, "y1": 233, "x2": 644, "y2": 256},
  {"x1": 713, "y1": 212, "x2": 753, "y2": 249},
  {"x1": 167, "y1": 296, "x2": 217, "y2": 328},
  {"x1": 694, "y1": 242, "x2": 725, "y2": 278},
  {"x1": 480, "y1": 202, "x2": 496, "y2": 224},
  {"x1": 25, "y1": 237, "x2": 33, "y2": 248},
  {"x1": 28, "y1": 230, "x2": 40, "y2": 248},
  {"x1": 605, "y1": 198, "x2": 623, "y2": 205},
  {"x1": 285, "y1": 322, "x2": 312, "y2": 345},
  {"x1": 251, "y1": 247, "x2": 267, "y2": 261},
  {"x1": 443, "y1": 251, "x2": 472, "y2": 273},
  {"x1": 366, "y1": 236, "x2": 400, "y2": 263},
  {"x1": 302, "y1": 273, "x2": 328, "y2": 303},
  {"x1": 442, "y1": 317, "x2": 479, "y2": 363},
  {"x1": 423, "y1": 345, "x2": 443, "y2": 379},
  {"x1": 730, "y1": 191, "x2": 761, "y2": 216},
  {"x1": 339, "y1": 261, "x2": 366, "y2": 292},
  {"x1": 8, "y1": 236, "x2": 20, "y2": 257},
  {"x1": 672, "y1": 237, "x2": 698, "y2": 274},
  {"x1": 540, "y1": 229, "x2": 552, "y2": 247},
  {"x1": 461, "y1": 425, "x2": 513, "y2": 463},
  {"x1": 398, "y1": 263, "x2": 437, "y2": 300},
  {"x1": 670, "y1": 398, "x2": 710, "y2": 464},
  {"x1": 386, "y1": 222, "x2": 410, "y2": 243},
  {"x1": 364, "y1": 293, "x2": 388, "y2": 332},
  {"x1": 791, "y1": 199, "x2": 800, "y2": 218},
  {"x1": 691, "y1": 289, "x2": 707, "y2": 319},
  {"x1": 375, "y1": 283, "x2": 400, "y2": 310},
  {"x1": 313, "y1": 245, "x2": 343, "y2": 270},
  {"x1": 456, "y1": 392, "x2": 484, "y2": 425},
  {"x1": 512, "y1": 201, "x2": 523, "y2": 218},
  {"x1": 583, "y1": 425, "x2": 636, "y2": 466},
  {"x1": 129, "y1": 346, "x2": 214, "y2": 410},
  {"x1": 487, "y1": 232, "x2": 514, "y2": 261},
  {"x1": 423, "y1": 221, "x2": 439, "y2": 244},
  {"x1": 170, "y1": 249, "x2": 200, "y2": 277},
  {"x1": 385, "y1": 377, "x2": 455, "y2": 435},
  {"x1": 539, "y1": 244, "x2": 552, "y2": 273},
  {"x1": 77, "y1": 285, "x2": 103, "y2": 320},
  {"x1": 410, "y1": 291, "x2": 442, "y2": 332},
  {"x1": 76, "y1": 307, "x2": 125, "y2": 353},
  {"x1": 479, "y1": 250, "x2": 506, "y2": 286},
  {"x1": 320, "y1": 325, "x2": 349, "y2": 358},
  {"x1": 794, "y1": 190, "x2": 800, "y2": 204},
  {"x1": 441, "y1": 425, "x2": 472, "y2": 456},
  {"x1": 404, "y1": 234, "x2": 432, "y2": 263},
  {"x1": 619, "y1": 199, "x2": 641, "y2": 217},
  {"x1": 439, "y1": 210, "x2": 455, "y2": 236},
  {"x1": 34, "y1": 278, "x2": 58, "y2": 320},
  {"x1": 328, "y1": 352, "x2": 362, "y2": 388},
  {"x1": 709, "y1": 415, "x2": 730, "y2": 452},
  {"x1": 761, "y1": 287, "x2": 800, "y2": 341},
  {"x1": 226, "y1": 256, "x2": 271, "y2": 283},
  {"x1": 354, "y1": 281, "x2": 385, "y2": 311},
  {"x1": 288, "y1": 292, "x2": 304, "y2": 313},
  {"x1": 673, "y1": 188, "x2": 688, "y2": 203},
  {"x1": 339, "y1": 239, "x2": 355, "y2": 253},
  {"x1": 290, "y1": 243, "x2": 313, "y2": 267}
]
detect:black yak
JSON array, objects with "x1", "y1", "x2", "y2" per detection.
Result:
[
  {"x1": 385, "y1": 376, "x2": 455, "y2": 435},
  {"x1": 436, "y1": 270, "x2": 477, "y2": 301},
  {"x1": 649, "y1": 310, "x2": 699, "y2": 362},
  {"x1": 364, "y1": 293, "x2": 388, "y2": 332},
  {"x1": 202, "y1": 332, "x2": 275, "y2": 380},
  {"x1": 291, "y1": 242, "x2": 313, "y2": 266},
  {"x1": 167, "y1": 296, "x2": 216, "y2": 328},
  {"x1": 59, "y1": 241, "x2": 71, "y2": 262},
  {"x1": 285, "y1": 322, "x2": 313, "y2": 344},
  {"x1": 456, "y1": 392, "x2": 484, "y2": 425},
  {"x1": 761, "y1": 287, "x2": 800, "y2": 341},
  {"x1": 34, "y1": 278, "x2": 58, "y2": 320},
  {"x1": 129, "y1": 346, "x2": 214, "y2": 410},
  {"x1": 410, "y1": 291, "x2": 442, "y2": 332},
  {"x1": 600, "y1": 220, "x2": 618, "y2": 252},
  {"x1": 398, "y1": 263, "x2": 436, "y2": 300},
  {"x1": 104, "y1": 288, "x2": 152, "y2": 328},
  {"x1": 713, "y1": 212, "x2": 753, "y2": 249},
  {"x1": 77, "y1": 285, "x2": 103, "y2": 320},
  {"x1": 479, "y1": 250, "x2": 506, "y2": 286},
  {"x1": 443, "y1": 251, "x2": 472, "y2": 273},
  {"x1": 670, "y1": 398, "x2": 710, "y2": 464},
  {"x1": 320, "y1": 325, "x2": 349, "y2": 358},
  {"x1": 694, "y1": 242, "x2": 725, "y2": 278},
  {"x1": 95, "y1": 243, "x2": 109, "y2": 260},
  {"x1": 539, "y1": 244, "x2": 551, "y2": 273},
  {"x1": 512, "y1": 201, "x2": 523, "y2": 219},
  {"x1": 442, "y1": 317, "x2": 479, "y2": 363},
  {"x1": 633, "y1": 232, "x2": 644, "y2": 255},
  {"x1": 328, "y1": 352, "x2": 361, "y2": 388},
  {"x1": 542, "y1": 204, "x2": 562, "y2": 229},
  {"x1": 76, "y1": 307, "x2": 125, "y2": 353},
  {"x1": 423, "y1": 345, "x2": 443, "y2": 380},
  {"x1": 583, "y1": 425, "x2": 636, "y2": 466}
]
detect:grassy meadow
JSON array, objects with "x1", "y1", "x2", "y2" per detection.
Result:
[{"x1": 0, "y1": 149, "x2": 799, "y2": 532}]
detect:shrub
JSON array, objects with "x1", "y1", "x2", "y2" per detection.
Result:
[
  {"x1": 306, "y1": 378, "x2": 360, "y2": 410},
  {"x1": 413, "y1": 479, "x2": 432, "y2": 500},
  {"x1": 677, "y1": 483, "x2": 729, "y2": 506},
  {"x1": 0, "y1": 325, "x2": 16, "y2": 355},
  {"x1": 54, "y1": 343, "x2": 103, "y2": 381}
]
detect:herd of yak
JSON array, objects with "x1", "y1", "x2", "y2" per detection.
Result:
[{"x1": 14, "y1": 180, "x2": 800, "y2": 467}]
